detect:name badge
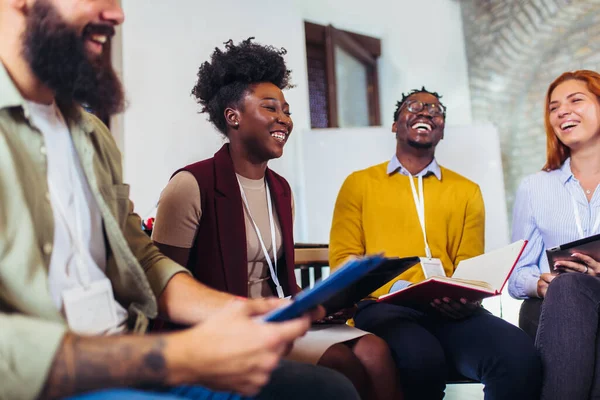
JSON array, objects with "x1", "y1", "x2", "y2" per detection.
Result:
[
  {"x1": 420, "y1": 257, "x2": 446, "y2": 279},
  {"x1": 62, "y1": 278, "x2": 119, "y2": 335}
]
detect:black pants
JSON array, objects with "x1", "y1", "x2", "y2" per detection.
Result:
[
  {"x1": 355, "y1": 301, "x2": 541, "y2": 400},
  {"x1": 519, "y1": 298, "x2": 543, "y2": 341}
]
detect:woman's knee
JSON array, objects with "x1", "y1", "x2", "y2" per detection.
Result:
[
  {"x1": 318, "y1": 343, "x2": 369, "y2": 397},
  {"x1": 352, "y1": 334, "x2": 394, "y2": 368},
  {"x1": 318, "y1": 343, "x2": 361, "y2": 370}
]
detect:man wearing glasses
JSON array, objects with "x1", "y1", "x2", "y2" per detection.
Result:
[{"x1": 329, "y1": 88, "x2": 541, "y2": 399}]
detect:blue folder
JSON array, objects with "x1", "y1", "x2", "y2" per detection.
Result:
[{"x1": 264, "y1": 254, "x2": 420, "y2": 322}]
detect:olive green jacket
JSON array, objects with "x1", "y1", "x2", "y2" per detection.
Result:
[{"x1": 0, "y1": 62, "x2": 189, "y2": 400}]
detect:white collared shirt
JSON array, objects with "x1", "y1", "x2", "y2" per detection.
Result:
[{"x1": 25, "y1": 101, "x2": 127, "y2": 326}]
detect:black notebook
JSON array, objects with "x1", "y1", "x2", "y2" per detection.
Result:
[
  {"x1": 321, "y1": 256, "x2": 421, "y2": 314},
  {"x1": 546, "y1": 233, "x2": 600, "y2": 267},
  {"x1": 263, "y1": 255, "x2": 420, "y2": 322}
]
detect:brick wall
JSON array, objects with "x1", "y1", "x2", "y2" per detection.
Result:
[{"x1": 460, "y1": 0, "x2": 600, "y2": 221}]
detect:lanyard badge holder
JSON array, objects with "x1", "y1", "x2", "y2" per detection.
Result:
[
  {"x1": 49, "y1": 182, "x2": 119, "y2": 335},
  {"x1": 408, "y1": 174, "x2": 446, "y2": 279},
  {"x1": 237, "y1": 178, "x2": 285, "y2": 298}
]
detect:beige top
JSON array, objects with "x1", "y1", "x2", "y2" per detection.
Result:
[
  {"x1": 153, "y1": 171, "x2": 371, "y2": 366},
  {"x1": 153, "y1": 171, "x2": 292, "y2": 298}
]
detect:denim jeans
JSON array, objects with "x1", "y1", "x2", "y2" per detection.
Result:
[
  {"x1": 536, "y1": 273, "x2": 600, "y2": 400},
  {"x1": 354, "y1": 301, "x2": 541, "y2": 400},
  {"x1": 66, "y1": 387, "x2": 241, "y2": 400},
  {"x1": 66, "y1": 359, "x2": 360, "y2": 400}
]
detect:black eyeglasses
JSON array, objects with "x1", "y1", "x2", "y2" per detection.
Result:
[{"x1": 403, "y1": 100, "x2": 446, "y2": 117}]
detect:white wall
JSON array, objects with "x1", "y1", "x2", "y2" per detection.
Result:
[{"x1": 120, "y1": 0, "x2": 472, "y2": 220}]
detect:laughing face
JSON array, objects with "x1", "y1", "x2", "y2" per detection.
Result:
[
  {"x1": 22, "y1": 0, "x2": 125, "y2": 116},
  {"x1": 234, "y1": 82, "x2": 293, "y2": 162},
  {"x1": 393, "y1": 92, "x2": 445, "y2": 150},
  {"x1": 549, "y1": 79, "x2": 600, "y2": 150}
]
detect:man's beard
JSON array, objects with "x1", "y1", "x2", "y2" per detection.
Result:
[
  {"x1": 407, "y1": 139, "x2": 434, "y2": 149},
  {"x1": 22, "y1": 0, "x2": 124, "y2": 119}
]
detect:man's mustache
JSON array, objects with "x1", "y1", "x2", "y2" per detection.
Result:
[{"x1": 83, "y1": 23, "x2": 115, "y2": 39}]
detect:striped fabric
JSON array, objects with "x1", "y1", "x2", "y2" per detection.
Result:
[{"x1": 508, "y1": 158, "x2": 600, "y2": 299}]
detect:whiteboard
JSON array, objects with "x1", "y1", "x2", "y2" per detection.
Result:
[{"x1": 283, "y1": 124, "x2": 509, "y2": 252}]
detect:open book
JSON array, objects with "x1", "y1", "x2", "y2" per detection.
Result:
[{"x1": 377, "y1": 240, "x2": 527, "y2": 304}]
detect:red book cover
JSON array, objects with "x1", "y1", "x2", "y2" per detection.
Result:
[{"x1": 377, "y1": 240, "x2": 527, "y2": 305}]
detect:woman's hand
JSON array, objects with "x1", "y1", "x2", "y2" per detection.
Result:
[
  {"x1": 537, "y1": 272, "x2": 556, "y2": 298},
  {"x1": 554, "y1": 253, "x2": 600, "y2": 276},
  {"x1": 313, "y1": 305, "x2": 357, "y2": 325}
]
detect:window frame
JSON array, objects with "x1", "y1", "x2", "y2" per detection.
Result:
[{"x1": 305, "y1": 21, "x2": 381, "y2": 128}]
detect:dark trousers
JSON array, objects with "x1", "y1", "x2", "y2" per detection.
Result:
[
  {"x1": 256, "y1": 359, "x2": 360, "y2": 400},
  {"x1": 355, "y1": 301, "x2": 541, "y2": 400},
  {"x1": 519, "y1": 298, "x2": 543, "y2": 341},
  {"x1": 536, "y1": 273, "x2": 600, "y2": 400}
]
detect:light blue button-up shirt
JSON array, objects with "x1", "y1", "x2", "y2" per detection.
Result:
[
  {"x1": 508, "y1": 158, "x2": 600, "y2": 299},
  {"x1": 387, "y1": 155, "x2": 442, "y2": 180},
  {"x1": 387, "y1": 155, "x2": 442, "y2": 293}
]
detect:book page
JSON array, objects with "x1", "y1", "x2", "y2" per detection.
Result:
[
  {"x1": 445, "y1": 277, "x2": 494, "y2": 290},
  {"x1": 450, "y1": 240, "x2": 526, "y2": 292},
  {"x1": 428, "y1": 276, "x2": 493, "y2": 291}
]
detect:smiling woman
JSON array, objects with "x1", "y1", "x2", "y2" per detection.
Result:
[
  {"x1": 508, "y1": 70, "x2": 600, "y2": 399},
  {"x1": 150, "y1": 38, "x2": 402, "y2": 400}
]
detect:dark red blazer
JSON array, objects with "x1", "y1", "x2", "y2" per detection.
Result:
[{"x1": 175, "y1": 144, "x2": 298, "y2": 298}]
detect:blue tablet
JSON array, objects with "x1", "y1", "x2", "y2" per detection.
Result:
[{"x1": 263, "y1": 254, "x2": 420, "y2": 322}]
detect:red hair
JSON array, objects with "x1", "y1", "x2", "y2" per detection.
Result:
[{"x1": 543, "y1": 70, "x2": 600, "y2": 170}]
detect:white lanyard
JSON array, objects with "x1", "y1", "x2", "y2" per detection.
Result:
[
  {"x1": 570, "y1": 192, "x2": 600, "y2": 239},
  {"x1": 48, "y1": 179, "x2": 93, "y2": 289},
  {"x1": 237, "y1": 177, "x2": 284, "y2": 298},
  {"x1": 408, "y1": 174, "x2": 432, "y2": 259}
]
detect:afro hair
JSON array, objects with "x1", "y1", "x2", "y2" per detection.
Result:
[{"x1": 191, "y1": 37, "x2": 293, "y2": 134}]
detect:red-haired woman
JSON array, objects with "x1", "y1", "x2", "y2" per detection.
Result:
[{"x1": 509, "y1": 70, "x2": 600, "y2": 399}]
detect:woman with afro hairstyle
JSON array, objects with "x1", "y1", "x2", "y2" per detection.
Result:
[{"x1": 152, "y1": 38, "x2": 402, "y2": 400}]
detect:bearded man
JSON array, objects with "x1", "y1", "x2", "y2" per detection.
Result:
[{"x1": 0, "y1": 1, "x2": 360, "y2": 400}]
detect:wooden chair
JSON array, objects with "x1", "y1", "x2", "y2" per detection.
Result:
[{"x1": 294, "y1": 243, "x2": 329, "y2": 288}]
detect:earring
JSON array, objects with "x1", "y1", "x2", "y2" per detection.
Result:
[{"x1": 234, "y1": 121, "x2": 239, "y2": 126}]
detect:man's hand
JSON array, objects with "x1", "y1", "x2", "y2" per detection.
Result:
[
  {"x1": 554, "y1": 253, "x2": 600, "y2": 276},
  {"x1": 39, "y1": 297, "x2": 314, "y2": 400},
  {"x1": 430, "y1": 297, "x2": 481, "y2": 319},
  {"x1": 166, "y1": 297, "x2": 312, "y2": 396},
  {"x1": 537, "y1": 272, "x2": 556, "y2": 298}
]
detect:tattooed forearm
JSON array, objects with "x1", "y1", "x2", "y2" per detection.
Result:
[{"x1": 39, "y1": 333, "x2": 168, "y2": 399}]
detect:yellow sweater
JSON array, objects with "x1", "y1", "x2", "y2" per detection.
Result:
[{"x1": 329, "y1": 161, "x2": 485, "y2": 299}]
